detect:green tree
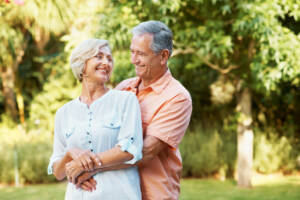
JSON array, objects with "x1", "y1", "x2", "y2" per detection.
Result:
[{"x1": 0, "y1": 0, "x2": 74, "y2": 123}]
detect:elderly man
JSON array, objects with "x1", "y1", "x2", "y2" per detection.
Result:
[{"x1": 77, "y1": 21, "x2": 192, "y2": 200}]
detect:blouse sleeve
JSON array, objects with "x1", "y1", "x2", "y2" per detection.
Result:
[
  {"x1": 116, "y1": 92, "x2": 143, "y2": 164},
  {"x1": 47, "y1": 108, "x2": 67, "y2": 174}
]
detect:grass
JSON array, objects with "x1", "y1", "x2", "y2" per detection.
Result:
[{"x1": 0, "y1": 175, "x2": 299, "y2": 200}]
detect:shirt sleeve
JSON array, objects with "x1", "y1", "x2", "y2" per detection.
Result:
[
  {"x1": 146, "y1": 93, "x2": 192, "y2": 149},
  {"x1": 47, "y1": 108, "x2": 67, "y2": 174},
  {"x1": 116, "y1": 92, "x2": 143, "y2": 164}
]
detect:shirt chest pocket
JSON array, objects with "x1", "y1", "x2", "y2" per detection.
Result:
[{"x1": 102, "y1": 119, "x2": 121, "y2": 129}]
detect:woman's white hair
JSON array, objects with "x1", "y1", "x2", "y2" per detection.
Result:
[{"x1": 70, "y1": 39, "x2": 110, "y2": 81}]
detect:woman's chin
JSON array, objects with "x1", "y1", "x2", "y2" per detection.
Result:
[{"x1": 95, "y1": 76, "x2": 109, "y2": 84}]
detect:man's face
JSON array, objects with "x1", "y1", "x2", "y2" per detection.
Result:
[{"x1": 130, "y1": 34, "x2": 164, "y2": 83}]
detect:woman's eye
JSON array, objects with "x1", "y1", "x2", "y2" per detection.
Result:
[{"x1": 96, "y1": 54, "x2": 103, "y2": 59}]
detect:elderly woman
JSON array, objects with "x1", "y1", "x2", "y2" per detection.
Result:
[{"x1": 48, "y1": 39, "x2": 143, "y2": 200}]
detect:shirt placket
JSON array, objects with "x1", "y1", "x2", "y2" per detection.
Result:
[{"x1": 86, "y1": 106, "x2": 94, "y2": 152}]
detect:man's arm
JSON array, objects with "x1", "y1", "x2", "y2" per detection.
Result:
[{"x1": 76, "y1": 134, "x2": 167, "y2": 190}]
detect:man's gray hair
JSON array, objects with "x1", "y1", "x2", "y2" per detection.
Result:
[
  {"x1": 70, "y1": 39, "x2": 110, "y2": 82},
  {"x1": 132, "y1": 20, "x2": 173, "y2": 57}
]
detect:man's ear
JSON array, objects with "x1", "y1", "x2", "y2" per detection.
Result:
[{"x1": 160, "y1": 49, "x2": 170, "y2": 66}]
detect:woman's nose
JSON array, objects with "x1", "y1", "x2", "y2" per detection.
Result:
[{"x1": 101, "y1": 57, "x2": 109, "y2": 65}]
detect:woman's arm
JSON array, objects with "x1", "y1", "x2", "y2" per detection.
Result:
[
  {"x1": 52, "y1": 152, "x2": 72, "y2": 180},
  {"x1": 54, "y1": 148, "x2": 100, "y2": 181},
  {"x1": 66, "y1": 146, "x2": 133, "y2": 184}
]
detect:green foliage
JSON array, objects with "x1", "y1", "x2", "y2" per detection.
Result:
[
  {"x1": 254, "y1": 128, "x2": 296, "y2": 173},
  {"x1": 0, "y1": 124, "x2": 55, "y2": 184},
  {"x1": 180, "y1": 124, "x2": 236, "y2": 178},
  {"x1": 181, "y1": 121, "x2": 299, "y2": 178},
  {"x1": 28, "y1": 53, "x2": 80, "y2": 132}
]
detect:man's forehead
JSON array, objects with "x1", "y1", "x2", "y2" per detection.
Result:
[{"x1": 130, "y1": 34, "x2": 153, "y2": 50}]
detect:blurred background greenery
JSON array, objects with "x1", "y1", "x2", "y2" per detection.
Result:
[{"x1": 0, "y1": 0, "x2": 300, "y2": 190}]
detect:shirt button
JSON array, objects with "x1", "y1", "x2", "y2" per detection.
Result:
[
  {"x1": 89, "y1": 141, "x2": 91, "y2": 143},
  {"x1": 91, "y1": 149, "x2": 94, "y2": 152},
  {"x1": 87, "y1": 132, "x2": 90, "y2": 135}
]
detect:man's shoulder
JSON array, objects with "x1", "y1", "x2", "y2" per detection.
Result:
[
  {"x1": 115, "y1": 77, "x2": 139, "y2": 90},
  {"x1": 167, "y1": 77, "x2": 192, "y2": 102}
]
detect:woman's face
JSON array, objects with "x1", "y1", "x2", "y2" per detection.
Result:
[{"x1": 83, "y1": 46, "x2": 113, "y2": 83}]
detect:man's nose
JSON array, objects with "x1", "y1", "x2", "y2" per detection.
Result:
[{"x1": 131, "y1": 53, "x2": 139, "y2": 65}]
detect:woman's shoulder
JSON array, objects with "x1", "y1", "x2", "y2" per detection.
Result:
[
  {"x1": 107, "y1": 90, "x2": 138, "y2": 108},
  {"x1": 55, "y1": 98, "x2": 79, "y2": 116},
  {"x1": 110, "y1": 89, "x2": 136, "y2": 99}
]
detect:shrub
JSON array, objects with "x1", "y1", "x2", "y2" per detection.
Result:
[
  {"x1": 253, "y1": 128, "x2": 296, "y2": 173},
  {"x1": 0, "y1": 124, "x2": 56, "y2": 184},
  {"x1": 180, "y1": 125, "x2": 236, "y2": 178}
]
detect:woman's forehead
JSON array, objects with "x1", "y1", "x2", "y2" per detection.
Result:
[{"x1": 98, "y1": 46, "x2": 111, "y2": 55}]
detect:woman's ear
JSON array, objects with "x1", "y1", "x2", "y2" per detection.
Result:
[{"x1": 160, "y1": 49, "x2": 170, "y2": 66}]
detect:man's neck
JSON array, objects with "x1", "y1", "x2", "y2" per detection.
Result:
[{"x1": 141, "y1": 67, "x2": 168, "y2": 88}]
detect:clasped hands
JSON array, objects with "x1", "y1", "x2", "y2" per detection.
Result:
[{"x1": 66, "y1": 149, "x2": 102, "y2": 185}]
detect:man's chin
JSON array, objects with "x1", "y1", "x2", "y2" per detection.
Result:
[{"x1": 135, "y1": 70, "x2": 143, "y2": 77}]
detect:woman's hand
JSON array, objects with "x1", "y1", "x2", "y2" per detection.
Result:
[
  {"x1": 69, "y1": 149, "x2": 101, "y2": 171},
  {"x1": 68, "y1": 148, "x2": 87, "y2": 160},
  {"x1": 66, "y1": 160, "x2": 84, "y2": 184},
  {"x1": 66, "y1": 150, "x2": 101, "y2": 183}
]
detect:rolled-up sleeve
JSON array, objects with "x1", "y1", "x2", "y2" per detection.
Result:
[
  {"x1": 147, "y1": 93, "x2": 192, "y2": 149},
  {"x1": 47, "y1": 109, "x2": 66, "y2": 174},
  {"x1": 116, "y1": 92, "x2": 143, "y2": 164}
]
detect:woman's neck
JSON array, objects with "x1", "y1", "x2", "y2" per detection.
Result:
[{"x1": 80, "y1": 79, "x2": 108, "y2": 106}]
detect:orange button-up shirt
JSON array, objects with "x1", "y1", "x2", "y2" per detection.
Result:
[{"x1": 116, "y1": 69, "x2": 192, "y2": 200}]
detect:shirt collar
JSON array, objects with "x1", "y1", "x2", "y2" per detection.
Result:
[
  {"x1": 124, "y1": 69, "x2": 172, "y2": 94},
  {"x1": 148, "y1": 69, "x2": 172, "y2": 94}
]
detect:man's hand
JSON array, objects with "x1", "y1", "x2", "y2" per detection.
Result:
[
  {"x1": 80, "y1": 177, "x2": 97, "y2": 192},
  {"x1": 76, "y1": 171, "x2": 95, "y2": 187}
]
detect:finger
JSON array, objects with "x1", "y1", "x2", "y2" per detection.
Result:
[
  {"x1": 86, "y1": 157, "x2": 94, "y2": 171},
  {"x1": 90, "y1": 154, "x2": 101, "y2": 168},
  {"x1": 73, "y1": 175, "x2": 78, "y2": 185},
  {"x1": 89, "y1": 178, "x2": 97, "y2": 190},
  {"x1": 80, "y1": 158, "x2": 89, "y2": 171},
  {"x1": 81, "y1": 184, "x2": 92, "y2": 192},
  {"x1": 82, "y1": 181, "x2": 94, "y2": 192}
]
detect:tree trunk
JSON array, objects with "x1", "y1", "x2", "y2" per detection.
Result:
[
  {"x1": 236, "y1": 87, "x2": 253, "y2": 188},
  {"x1": 0, "y1": 66, "x2": 18, "y2": 121},
  {"x1": 15, "y1": 88, "x2": 25, "y2": 124}
]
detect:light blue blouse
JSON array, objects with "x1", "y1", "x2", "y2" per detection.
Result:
[{"x1": 48, "y1": 90, "x2": 143, "y2": 200}]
